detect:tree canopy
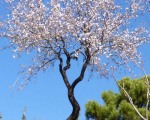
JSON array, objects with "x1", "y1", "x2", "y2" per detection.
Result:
[{"x1": 85, "y1": 76, "x2": 150, "y2": 120}]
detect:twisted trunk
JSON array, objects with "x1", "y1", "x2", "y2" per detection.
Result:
[
  {"x1": 67, "y1": 87, "x2": 80, "y2": 120},
  {"x1": 58, "y1": 47, "x2": 91, "y2": 120}
]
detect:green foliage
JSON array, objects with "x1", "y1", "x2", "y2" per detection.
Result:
[
  {"x1": 85, "y1": 76, "x2": 150, "y2": 120},
  {"x1": 118, "y1": 77, "x2": 148, "y2": 107},
  {"x1": 85, "y1": 101, "x2": 101, "y2": 119}
]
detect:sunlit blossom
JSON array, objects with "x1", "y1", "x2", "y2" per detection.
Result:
[{"x1": 0, "y1": 0, "x2": 149, "y2": 82}]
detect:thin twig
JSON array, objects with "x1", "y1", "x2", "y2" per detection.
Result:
[{"x1": 112, "y1": 70, "x2": 147, "y2": 120}]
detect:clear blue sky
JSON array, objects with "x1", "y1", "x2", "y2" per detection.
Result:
[{"x1": 0, "y1": 0, "x2": 150, "y2": 120}]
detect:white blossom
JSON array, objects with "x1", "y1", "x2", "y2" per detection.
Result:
[{"x1": 0, "y1": 0, "x2": 149, "y2": 80}]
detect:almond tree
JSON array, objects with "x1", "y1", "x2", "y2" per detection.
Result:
[{"x1": 0, "y1": 0, "x2": 149, "y2": 119}]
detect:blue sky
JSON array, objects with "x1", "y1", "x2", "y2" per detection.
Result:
[{"x1": 0, "y1": 0, "x2": 150, "y2": 120}]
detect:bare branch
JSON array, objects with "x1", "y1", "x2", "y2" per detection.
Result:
[
  {"x1": 72, "y1": 48, "x2": 91, "y2": 89},
  {"x1": 135, "y1": 61, "x2": 150, "y2": 120},
  {"x1": 112, "y1": 71, "x2": 147, "y2": 120},
  {"x1": 58, "y1": 52, "x2": 71, "y2": 89}
]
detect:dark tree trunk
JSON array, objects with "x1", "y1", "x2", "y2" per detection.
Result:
[
  {"x1": 67, "y1": 87, "x2": 80, "y2": 120},
  {"x1": 58, "y1": 45, "x2": 91, "y2": 120}
]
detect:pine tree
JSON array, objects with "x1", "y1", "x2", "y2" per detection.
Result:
[{"x1": 85, "y1": 76, "x2": 150, "y2": 120}]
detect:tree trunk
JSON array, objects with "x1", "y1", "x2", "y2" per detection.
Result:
[
  {"x1": 67, "y1": 87, "x2": 80, "y2": 120},
  {"x1": 58, "y1": 47, "x2": 91, "y2": 120}
]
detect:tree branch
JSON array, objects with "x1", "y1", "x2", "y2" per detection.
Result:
[
  {"x1": 135, "y1": 61, "x2": 150, "y2": 120},
  {"x1": 59, "y1": 58, "x2": 71, "y2": 89},
  {"x1": 72, "y1": 48, "x2": 91, "y2": 89},
  {"x1": 112, "y1": 72, "x2": 147, "y2": 120}
]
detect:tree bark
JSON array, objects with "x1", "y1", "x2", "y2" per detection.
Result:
[
  {"x1": 67, "y1": 87, "x2": 80, "y2": 120},
  {"x1": 58, "y1": 47, "x2": 91, "y2": 120}
]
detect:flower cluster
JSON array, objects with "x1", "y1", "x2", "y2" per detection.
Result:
[{"x1": 1, "y1": 0, "x2": 149, "y2": 83}]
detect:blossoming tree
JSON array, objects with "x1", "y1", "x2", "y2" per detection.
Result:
[{"x1": 0, "y1": 0, "x2": 149, "y2": 119}]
